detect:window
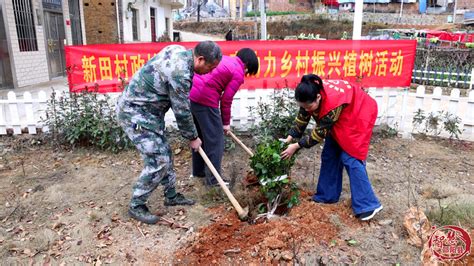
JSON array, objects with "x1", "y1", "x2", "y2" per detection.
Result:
[
  {"x1": 13, "y1": 0, "x2": 38, "y2": 51},
  {"x1": 428, "y1": 0, "x2": 437, "y2": 7},
  {"x1": 132, "y1": 8, "x2": 138, "y2": 41},
  {"x1": 69, "y1": 0, "x2": 83, "y2": 45},
  {"x1": 165, "y1": 17, "x2": 169, "y2": 34},
  {"x1": 150, "y1": 8, "x2": 157, "y2": 42}
]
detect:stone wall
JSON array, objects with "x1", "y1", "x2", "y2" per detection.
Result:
[
  {"x1": 239, "y1": 12, "x2": 457, "y2": 26},
  {"x1": 361, "y1": 2, "x2": 419, "y2": 14},
  {"x1": 267, "y1": 0, "x2": 313, "y2": 12},
  {"x1": 361, "y1": 12, "x2": 458, "y2": 25}
]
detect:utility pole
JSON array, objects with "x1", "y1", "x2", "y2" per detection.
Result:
[
  {"x1": 399, "y1": 0, "x2": 404, "y2": 23},
  {"x1": 453, "y1": 0, "x2": 457, "y2": 23},
  {"x1": 352, "y1": 0, "x2": 363, "y2": 40},
  {"x1": 240, "y1": 0, "x2": 244, "y2": 18},
  {"x1": 230, "y1": 0, "x2": 236, "y2": 18},
  {"x1": 259, "y1": 0, "x2": 266, "y2": 40}
]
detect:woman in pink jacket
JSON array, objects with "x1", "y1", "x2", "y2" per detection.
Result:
[{"x1": 189, "y1": 48, "x2": 259, "y2": 186}]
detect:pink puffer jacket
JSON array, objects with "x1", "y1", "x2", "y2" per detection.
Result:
[{"x1": 189, "y1": 55, "x2": 245, "y2": 126}]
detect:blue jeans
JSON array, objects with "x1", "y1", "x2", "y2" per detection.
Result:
[{"x1": 312, "y1": 136, "x2": 381, "y2": 215}]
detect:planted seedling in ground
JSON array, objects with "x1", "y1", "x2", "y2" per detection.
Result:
[{"x1": 249, "y1": 140, "x2": 300, "y2": 221}]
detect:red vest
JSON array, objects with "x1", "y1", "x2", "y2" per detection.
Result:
[{"x1": 318, "y1": 80, "x2": 377, "y2": 160}]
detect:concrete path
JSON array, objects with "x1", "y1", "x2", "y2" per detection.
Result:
[
  {"x1": 0, "y1": 77, "x2": 68, "y2": 98},
  {"x1": 177, "y1": 31, "x2": 224, "y2": 42}
]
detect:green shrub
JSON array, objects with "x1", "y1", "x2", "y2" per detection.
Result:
[
  {"x1": 245, "y1": 11, "x2": 306, "y2": 17},
  {"x1": 427, "y1": 201, "x2": 474, "y2": 228},
  {"x1": 412, "y1": 109, "x2": 462, "y2": 139},
  {"x1": 412, "y1": 109, "x2": 426, "y2": 133},
  {"x1": 377, "y1": 123, "x2": 398, "y2": 138},
  {"x1": 442, "y1": 112, "x2": 462, "y2": 139},
  {"x1": 250, "y1": 140, "x2": 300, "y2": 216},
  {"x1": 426, "y1": 111, "x2": 443, "y2": 135},
  {"x1": 42, "y1": 88, "x2": 132, "y2": 153},
  {"x1": 248, "y1": 87, "x2": 299, "y2": 142}
]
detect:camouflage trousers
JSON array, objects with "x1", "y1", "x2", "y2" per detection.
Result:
[{"x1": 118, "y1": 114, "x2": 177, "y2": 208}]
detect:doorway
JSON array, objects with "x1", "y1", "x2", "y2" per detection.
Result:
[
  {"x1": 150, "y1": 8, "x2": 157, "y2": 42},
  {"x1": 44, "y1": 11, "x2": 66, "y2": 78}
]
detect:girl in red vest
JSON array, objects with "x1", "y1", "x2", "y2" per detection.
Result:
[{"x1": 281, "y1": 74, "x2": 383, "y2": 221}]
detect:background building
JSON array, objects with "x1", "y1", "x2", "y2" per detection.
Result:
[{"x1": 0, "y1": 0, "x2": 85, "y2": 89}]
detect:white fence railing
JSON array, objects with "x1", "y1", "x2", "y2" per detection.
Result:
[
  {"x1": 412, "y1": 68, "x2": 474, "y2": 89},
  {"x1": 365, "y1": 87, "x2": 473, "y2": 141},
  {"x1": 0, "y1": 91, "x2": 48, "y2": 135},
  {"x1": 1, "y1": 87, "x2": 474, "y2": 141}
]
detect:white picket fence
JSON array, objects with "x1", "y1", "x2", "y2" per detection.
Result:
[
  {"x1": 0, "y1": 91, "x2": 48, "y2": 135},
  {"x1": 0, "y1": 87, "x2": 473, "y2": 141},
  {"x1": 365, "y1": 87, "x2": 474, "y2": 141}
]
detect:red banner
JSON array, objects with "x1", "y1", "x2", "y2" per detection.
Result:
[{"x1": 65, "y1": 40, "x2": 416, "y2": 93}]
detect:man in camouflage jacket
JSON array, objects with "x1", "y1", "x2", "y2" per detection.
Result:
[{"x1": 116, "y1": 41, "x2": 222, "y2": 224}]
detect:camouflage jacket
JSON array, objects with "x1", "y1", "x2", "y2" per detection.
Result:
[{"x1": 116, "y1": 45, "x2": 198, "y2": 140}]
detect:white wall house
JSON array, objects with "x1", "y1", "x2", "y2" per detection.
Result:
[
  {"x1": 0, "y1": 0, "x2": 85, "y2": 89},
  {"x1": 122, "y1": 0, "x2": 183, "y2": 43},
  {"x1": 0, "y1": 0, "x2": 86, "y2": 89}
]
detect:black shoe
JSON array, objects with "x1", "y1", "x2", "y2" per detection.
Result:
[
  {"x1": 190, "y1": 173, "x2": 205, "y2": 178},
  {"x1": 164, "y1": 193, "x2": 196, "y2": 206},
  {"x1": 356, "y1": 205, "x2": 383, "y2": 221},
  {"x1": 206, "y1": 176, "x2": 230, "y2": 187},
  {"x1": 128, "y1": 205, "x2": 160, "y2": 224}
]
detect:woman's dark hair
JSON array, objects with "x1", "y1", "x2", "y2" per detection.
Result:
[
  {"x1": 236, "y1": 48, "x2": 259, "y2": 75},
  {"x1": 295, "y1": 74, "x2": 324, "y2": 103}
]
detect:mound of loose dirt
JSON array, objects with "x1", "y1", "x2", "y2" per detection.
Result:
[{"x1": 175, "y1": 192, "x2": 361, "y2": 264}]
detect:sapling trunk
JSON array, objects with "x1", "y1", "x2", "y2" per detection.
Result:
[
  {"x1": 267, "y1": 194, "x2": 282, "y2": 219},
  {"x1": 255, "y1": 193, "x2": 283, "y2": 221}
]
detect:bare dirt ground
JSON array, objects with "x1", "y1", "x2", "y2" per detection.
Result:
[{"x1": 0, "y1": 133, "x2": 473, "y2": 264}]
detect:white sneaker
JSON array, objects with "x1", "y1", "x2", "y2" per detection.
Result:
[{"x1": 358, "y1": 205, "x2": 383, "y2": 221}]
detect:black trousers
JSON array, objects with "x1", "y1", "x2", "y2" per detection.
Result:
[{"x1": 190, "y1": 101, "x2": 224, "y2": 185}]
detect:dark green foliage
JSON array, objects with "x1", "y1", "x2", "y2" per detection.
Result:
[
  {"x1": 245, "y1": 11, "x2": 306, "y2": 17},
  {"x1": 42, "y1": 89, "x2": 132, "y2": 153},
  {"x1": 249, "y1": 88, "x2": 299, "y2": 142},
  {"x1": 442, "y1": 112, "x2": 462, "y2": 139},
  {"x1": 250, "y1": 140, "x2": 300, "y2": 211},
  {"x1": 412, "y1": 109, "x2": 463, "y2": 139},
  {"x1": 412, "y1": 109, "x2": 426, "y2": 133}
]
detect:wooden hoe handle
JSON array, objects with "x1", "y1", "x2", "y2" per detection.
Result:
[
  {"x1": 198, "y1": 147, "x2": 248, "y2": 219},
  {"x1": 228, "y1": 131, "x2": 254, "y2": 157}
]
